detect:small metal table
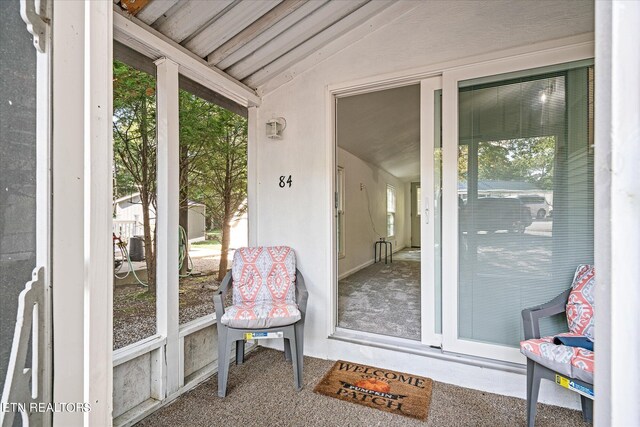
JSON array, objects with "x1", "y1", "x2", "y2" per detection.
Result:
[{"x1": 374, "y1": 239, "x2": 392, "y2": 264}]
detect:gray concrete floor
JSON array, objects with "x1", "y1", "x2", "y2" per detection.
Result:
[{"x1": 136, "y1": 347, "x2": 590, "y2": 427}]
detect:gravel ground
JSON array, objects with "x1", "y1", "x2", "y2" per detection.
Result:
[{"x1": 113, "y1": 271, "x2": 221, "y2": 350}]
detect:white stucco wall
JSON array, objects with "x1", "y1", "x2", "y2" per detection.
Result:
[
  {"x1": 253, "y1": 0, "x2": 593, "y2": 407},
  {"x1": 337, "y1": 147, "x2": 407, "y2": 278},
  {"x1": 229, "y1": 209, "x2": 248, "y2": 250}
]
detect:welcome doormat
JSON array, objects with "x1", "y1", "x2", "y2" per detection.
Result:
[{"x1": 314, "y1": 360, "x2": 433, "y2": 421}]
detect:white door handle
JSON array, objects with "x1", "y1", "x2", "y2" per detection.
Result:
[{"x1": 425, "y1": 197, "x2": 430, "y2": 224}]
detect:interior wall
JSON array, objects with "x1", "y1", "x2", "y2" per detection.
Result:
[
  {"x1": 253, "y1": 0, "x2": 593, "y2": 404},
  {"x1": 337, "y1": 148, "x2": 407, "y2": 278}
]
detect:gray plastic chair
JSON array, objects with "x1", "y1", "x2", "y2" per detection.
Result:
[
  {"x1": 213, "y1": 262, "x2": 308, "y2": 398},
  {"x1": 521, "y1": 289, "x2": 593, "y2": 426}
]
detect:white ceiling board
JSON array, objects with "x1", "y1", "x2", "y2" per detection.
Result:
[
  {"x1": 245, "y1": 0, "x2": 396, "y2": 88},
  {"x1": 153, "y1": 0, "x2": 234, "y2": 43},
  {"x1": 337, "y1": 84, "x2": 421, "y2": 180},
  {"x1": 120, "y1": 0, "x2": 593, "y2": 92},
  {"x1": 257, "y1": 0, "x2": 417, "y2": 95},
  {"x1": 206, "y1": 0, "x2": 308, "y2": 67},
  {"x1": 212, "y1": 0, "x2": 328, "y2": 70},
  {"x1": 184, "y1": 0, "x2": 283, "y2": 58},
  {"x1": 136, "y1": 0, "x2": 181, "y2": 24},
  {"x1": 226, "y1": 0, "x2": 368, "y2": 81}
]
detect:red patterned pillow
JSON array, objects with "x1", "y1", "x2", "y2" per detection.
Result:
[{"x1": 566, "y1": 264, "x2": 595, "y2": 340}]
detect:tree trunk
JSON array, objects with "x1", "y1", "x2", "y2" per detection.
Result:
[
  {"x1": 217, "y1": 146, "x2": 234, "y2": 282},
  {"x1": 217, "y1": 207, "x2": 232, "y2": 282}
]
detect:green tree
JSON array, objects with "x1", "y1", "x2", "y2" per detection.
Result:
[
  {"x1": 459, "y1": 136, "x2": 555, "y2": 191},
  {"x1": 177, "y1": 92, "x2": 212, "y2": 275},
  {"x1": 185, "y1": 103, "x2": 247, "y2": 281},
  {"x1": 113, "y1": 60, "x2": 248, "y2": 290},
  {"x1": 113, "y1": 60, "x2": 158, "y2": 293}
]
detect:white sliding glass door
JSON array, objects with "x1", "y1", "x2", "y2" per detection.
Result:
[
  {"x1": 420, "y1": 77, "x2": 442, "y2": 347},
  {"x1": 442, "y1": 56, "x2": 594, "y2": 363}
]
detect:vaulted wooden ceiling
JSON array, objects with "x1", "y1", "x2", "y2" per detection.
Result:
[{"x1": 115, "y1": 0, "x2": 397, "y2": 91}]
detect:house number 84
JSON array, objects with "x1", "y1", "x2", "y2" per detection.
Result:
[{"x1": 279, "y1": 175, "x2": 292, "y2": 188}]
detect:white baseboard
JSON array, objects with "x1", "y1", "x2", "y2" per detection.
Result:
[
  {"x1": 338, "y1": 244, "x2": 408, "y2": 279},
  {"x1": 338, "y1": 259, "x2": 374, "y2": 280}
]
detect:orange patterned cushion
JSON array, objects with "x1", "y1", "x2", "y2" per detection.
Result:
[{"x1": 566, "y1": 265, "x2": 595, "y2": 340}]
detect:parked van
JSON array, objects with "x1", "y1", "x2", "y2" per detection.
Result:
[
  {"x1": 460, "y1": 197, "x2": 533, "y2": 233},
  {"x1": 517, "y1": 195, "x2": 551, "y2": 219}
]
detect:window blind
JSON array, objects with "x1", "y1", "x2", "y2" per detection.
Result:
[{"x1": 457, "y1": 65, "x2": 594, "y2": 347}]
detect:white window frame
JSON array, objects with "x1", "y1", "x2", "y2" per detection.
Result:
[
  {"x1": 441, "y1": 42, "x2": 594, "y2": 364},
  {"x1": 386, "y1": 184, "x2": 396, "y2": 238}
]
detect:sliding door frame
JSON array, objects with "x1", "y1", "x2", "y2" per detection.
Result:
[
  {"x1": 420, "y1": 76, "x2": 442, "y2": 347},
  {"x1": 328, "y1": 76, "x2": 442, "y2": 347},
  {"x1": 326, "y1": 35, "x2": 594, "y2": 364},
  {"x1": 441, "y1": 43, "x2": 594, "y2": 363}
]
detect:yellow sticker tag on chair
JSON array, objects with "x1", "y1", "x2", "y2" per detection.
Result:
[
  {"x1": 244, "y1": 332, "x2": 283, "y2": 340},
  {"x1": 555, "y1": 374, "x2": 570, "y2": 388},
  {"x1": 555, "y1": 374, "x2": 594, "y2": 399}
]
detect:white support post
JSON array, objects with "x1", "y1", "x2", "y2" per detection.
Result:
[
  {"x1": 51, "y1": 1, "x2": 113, "y2": 426},
  {"x1": 155, "y1": 57, "x2": 181, "y2": 397},
  {"x1": 83, "y1": 2, "x2": 114, "y2": 425},
  {"x1": 595, "y1": 1, "x2": 640, "y2": 426},
  {"x1": 248, "y1": 106, "x2": 258, "y2": 246}
]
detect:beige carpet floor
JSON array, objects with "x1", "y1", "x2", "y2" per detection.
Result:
[
  {"x1": 338, "y1": 248, "x2": 421, "y2": 340},
  {"x1": 136, "y1": 347, "x2": 590, "y2": 427}
]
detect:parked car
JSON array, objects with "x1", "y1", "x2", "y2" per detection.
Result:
[
  {"x1": 517, "y1": 195, "x2": 551, "y2": 219},
  {"x1": 460, "y1": 197, "x2": 533, "y2": 233}
]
